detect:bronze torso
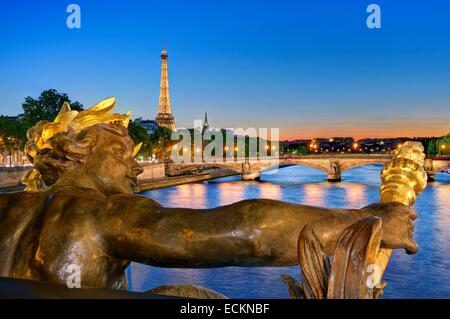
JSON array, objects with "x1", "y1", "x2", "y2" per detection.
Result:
[{"x1": 0, "y1": 189, "x2": 131, "y2": 289}]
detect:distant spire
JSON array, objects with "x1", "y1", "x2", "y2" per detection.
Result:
[
  {"x1": 203, "y1": 112, "x2": 209, "y2": 131},
  {"x1": 161, "y1": 40, "x2": 168, "y2": 59}
]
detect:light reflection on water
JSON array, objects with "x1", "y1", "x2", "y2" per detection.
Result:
[{"x1": 127, "y1": 165, "x2": 450, "y2": 298}]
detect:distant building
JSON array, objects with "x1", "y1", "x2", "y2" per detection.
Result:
[
  {"x1": 3, "y1": 114, "x2": 24, "y2": 121},
  {"x1": 135, "y1": 117, "x2": 158, "y2": 134}
]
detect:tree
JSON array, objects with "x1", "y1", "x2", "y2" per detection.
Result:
[
  {"x1": 128, "y1": 120, "x2": 152, "y2": 158},
  {"x1": 297, "y1": 145, "x2": 308, "y2": 156},
  {"x1": 22, "y1": 89, "x2": 83, "y2": 128},
  {"x1": 0, "y1": 116, "x2": 27, "y2": 164},
  {"x1": 277, "y1": 142, "x2": 284, "y2": 155},
  {"x1": 437, "y1": 133, "x2": 450, "y2": 155},
  {"x1": 427, "y1": 139, "x2": 438, "y2": 156},
  {"x1": 149, "y1": 126, "x2": 175, "y2": 161}
]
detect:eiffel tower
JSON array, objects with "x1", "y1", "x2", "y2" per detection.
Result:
[{"x1": 155, "y1": 42, "x2": 176, "y2": 130}]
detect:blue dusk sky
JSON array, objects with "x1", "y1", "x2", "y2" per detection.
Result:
[{"x1": 0, "y1": 0, "x2": 449, "y2": 139}]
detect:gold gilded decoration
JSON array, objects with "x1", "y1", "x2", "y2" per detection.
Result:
[
  {"x1": 22, "y1": 97, "x2": 132, "y2": 191},
  {"x1": 36, "y1": 97, "x2": 131, "y2": 151},
  {"x1": 380, "y1": 141, "x2": 427, "y2": 206},
  {"x1": 21, "y1": 169, "x2": 44, "y2": 192},
  {"x1": 326, "y1": 216, "x2": 383, "y2": 299},
  {"x1": 133, "y1": 142, "x2": 142, "y2": 156},
  {"x1": 375, "y1": 141, "x2": 428, "y2": 292}
]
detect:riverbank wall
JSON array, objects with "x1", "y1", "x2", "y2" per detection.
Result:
[{"x1": 0, "y1": 164, "x2": 237, "y2": 194}]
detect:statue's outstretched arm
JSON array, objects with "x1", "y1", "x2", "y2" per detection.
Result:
[{"x1": 100, "y1": 195, "x2": 415, "y2": 268}]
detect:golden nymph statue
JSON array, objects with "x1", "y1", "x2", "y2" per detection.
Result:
[{"x1": 0, "y1": 98, "x2": 426, "y2": 298}]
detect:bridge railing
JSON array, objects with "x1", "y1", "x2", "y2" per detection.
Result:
[
  {"x1": 164, "y1": 153, "x2": 447, "y2": 165},
  {"x1": 165, "y1": 154, "x2": 395, "y2": 165},
  {"x1": 427, "y1": 155, "x2": 450, "y2": 160},
  {"x1": 282, "y1": 154, "x2": 393, "y2": 160}
]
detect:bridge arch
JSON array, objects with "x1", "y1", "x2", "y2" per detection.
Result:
[
  {"x1": 165, "y1": 155, "x2": 449, "y2": 183},
  {"x1": 277, "y1": 157, "x2": 391, "y2": 182}
]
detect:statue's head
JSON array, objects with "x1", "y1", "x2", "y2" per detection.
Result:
[{"x1": 22, "y1": 97, "x2": 143, "y2": 195}]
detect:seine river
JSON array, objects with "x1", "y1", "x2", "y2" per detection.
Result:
[{"x1": 126, "y1": 165, "x2": 450, "y2": 298}]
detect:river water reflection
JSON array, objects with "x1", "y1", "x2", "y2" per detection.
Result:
[{"x1": 127, "y1": 165, "x2": 450, "y2": 298}]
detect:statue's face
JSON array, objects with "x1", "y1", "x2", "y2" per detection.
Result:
[{"x1": 84, "y1": 130, "x2": 143, "y2": 195}]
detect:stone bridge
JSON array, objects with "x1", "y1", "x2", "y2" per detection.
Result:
[
  {"x1": 424, "y1": 156, "x2": 450, "y2": 181},
  {"x1": 166, "y1": 154, "x2": 450, "y2": 182}
]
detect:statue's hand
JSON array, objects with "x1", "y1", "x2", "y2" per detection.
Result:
[{"x1": 362, "y1": 202, "x2": 419, "y2": 255}]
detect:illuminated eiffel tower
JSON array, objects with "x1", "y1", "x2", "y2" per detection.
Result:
[{"x1": 155, "y1": 42, "x2": 176, "y2": 130}]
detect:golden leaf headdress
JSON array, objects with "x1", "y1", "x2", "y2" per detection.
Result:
[
  {"x1": 33, "y1": 97, "x2": 131, "y2": 152},
  {"x1": 23, "y1": 97, "x2": 140, "y2": 192}
]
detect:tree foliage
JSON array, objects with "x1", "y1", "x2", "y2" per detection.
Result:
[
  {"x1": 22, "y1": 89, "x2": 83, "y2": 128},
  {"x1": 127, "y1": 122, "x2": 177, "y2": 161},
  {"x1": 128, "y1": 120, "x2": 152, "y2": 158},
  {"x1": 297, "y1": 145, "x2": 308, "y2": 155},
  {"x1": 427, "y1": 139, "x2": 438, "y2": 156},
  {"x1": 284, "y1": 143, "x2": 308, "y2": 155},
  {"x1": 437, "y1": 133, "x2": 450, "y2": 155},
  {"x1": 0, "y1": 116, "x2": 27, "y2": 157},
  {"x1": 149, "y1": 126, "x2": 176, "y2": 160}
]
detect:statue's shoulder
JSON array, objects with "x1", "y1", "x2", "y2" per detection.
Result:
[
  {"x1": 0, "y1": 192, "x2": 15, "y2": 209},
  {"x1": 107, "y1": 193, "x2": 162, "y2": 210},
  {"x1": 0, "y1": 191, "x2": 44, "y2": 207},
  {"x1": 0, "y1": 191, "x2": 48, "y2": 221},
  {"x1": 48, "y1": 187, "x2": 105, "y2": 205}
]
